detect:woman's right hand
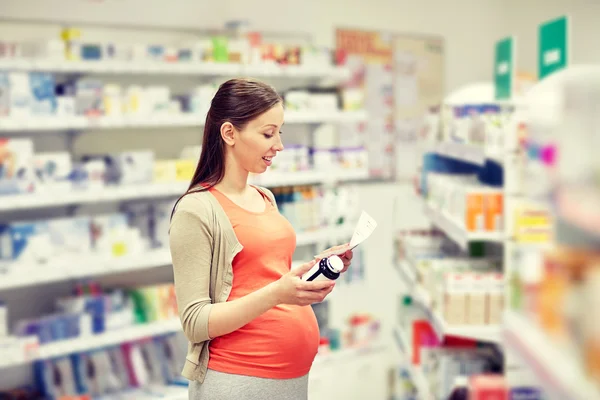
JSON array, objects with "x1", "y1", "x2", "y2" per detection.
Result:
[{"x1": 270, "y1": 260, "x2": 336, "y2": 306}]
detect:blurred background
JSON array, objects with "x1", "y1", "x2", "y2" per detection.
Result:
[{"x1": 0, "y1": 0, "x2": 599, "y2": 399}]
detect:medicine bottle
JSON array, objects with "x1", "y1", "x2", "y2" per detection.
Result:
[{"x1": 302, "y1": 255, "x2": 344, "y2": 282}]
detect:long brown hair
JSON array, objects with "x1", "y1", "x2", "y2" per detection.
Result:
[{"x1": 171, "y1": 78, "x2": 282, "y2": 216}]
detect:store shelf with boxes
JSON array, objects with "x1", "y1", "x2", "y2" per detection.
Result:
[
  {"x1": 389, "y1": 82, "x2": 514, "y2": 399},
  {"x1": 502, "y1": 65, "x2": 600, "y2": 400},
  {"x1": 0, "y1": 22, "x2": 381, "y2": 399}
]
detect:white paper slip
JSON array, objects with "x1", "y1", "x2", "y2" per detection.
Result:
[
  {"x1": 348, "y1": 210, "x2": 378, "y2": 249},
  {"x1": 315, "y1": 211, "x2": 378, "y2": 258}
]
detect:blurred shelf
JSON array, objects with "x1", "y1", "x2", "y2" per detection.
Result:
[
  {"x1": 0, "y1": 169, "x2": 369, "y2": 213},
  {"x1": 413, "y1": 286, "x2": 501, "y2": 344},
  {"x1": 0, "y1": 225, "x2": 351, "y2": 291},
  {"x1": 0, "y1": 111, "x2": 366, "y2": 132},
  {"x1": 0, "y1": 318, "x2": 181, "y2": 369},
  {"x1": 312, "y1": 342, "x2": 387, "y2": 367},
  {"x1": 40, "y1": 318, "x2": 181, "y2": 359},
  {"x1": 0, "y1": 249, "x2": 173, "y2": 291},
  {"x1": 504, "y1": 311, "x2": 600, "y2": 400},
  {"x1": 431, "y1": 142, "x2": 487, "y2": 166},
  {"x1": 284, "y1": 110, "x2": 367, "y2": 124},
  {"x1": 556, "y1": 187, "x2": 600, "y2": 247},
  {"x1": 423, "y1": 201, "x2": 504, "y2": 250},
  {"x1": 0, "y1": 59, "x2": 351, "y2": 79},
  {"x1": 0, "y1": 182, "x2": 188, "y2": 212},
  {"x1": 252, "y1": 168, "x2": 370, "y2": 187},
  {"x1": 394, "y1": 260, "x2": 417, "y2": 287},
  {"x1": 393, "y1": 327, "x2": 432, "y2": 399},
  {"x1": 295, "y1": 225, "x2": 355, "y2": 247},
  {"x1": 0, "y1": 114, "x2": 206, "y2": 132}
]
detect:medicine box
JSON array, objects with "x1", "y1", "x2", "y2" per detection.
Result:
[{"x1": 0, "y1": 138, "x2": 35, "y2": 195}]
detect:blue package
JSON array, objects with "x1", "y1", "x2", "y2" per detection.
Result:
[
  {"x1": 34, "y1": 357, "x2": 79, "y2": 399},
  {"x1": 81, "y1": 44, "x2": 102, "y2": 60},
  {"x1": 0, "y1": 72, "x2": 8, "y2": 116},
  {"x1": 0, "y1": 221, "x2": 51, "y2": 268},
  {"x1": 29, "y1": 72, "x2": 57, "y2": 115},
  {"x1": 510, "y1": 387, "x2": 543, "y2": 400}
]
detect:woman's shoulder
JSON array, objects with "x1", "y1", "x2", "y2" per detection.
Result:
[
  {"x1": 254, "y1": 185, "x2": 277, "y2": 207},
  {"x1": 172, "y1": 190, "x2": 217, "y2": 220}
]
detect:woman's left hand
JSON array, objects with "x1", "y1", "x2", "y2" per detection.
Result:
[{"x1": 316, "y1": 244, "x2": 354, "y2": 273}]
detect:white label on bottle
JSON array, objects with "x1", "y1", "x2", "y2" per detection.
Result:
[{"x1": 301, "y1": 263, "x2": 322, "y2": 281}]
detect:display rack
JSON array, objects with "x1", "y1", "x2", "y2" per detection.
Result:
[
  {"x1": 393, "y1": 82, "x2": 510, "y2": 397},
  {"x1": 501, "y1": 65, "x2": 600, "y2": 400},
  {"x1": 0, "y1": 110, "x2": 367, "y2": 132},
  {"x1": 0, "y1": 169, "x2": 369, "y2": 212},
  {"x1": 0, "y1": 25, "x2": 375, "y2": 398}
]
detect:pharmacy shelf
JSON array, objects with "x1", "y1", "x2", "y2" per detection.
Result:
[
  {"x1": 0, "y1": 249, "x2": 173, "y2": 291},
  {"x1": 253, "y1": 168, "x2": 370, "y2": 187},
  {"x1": 0, "y1": 110, "x2": 366, "y2": 132},
  {"x1": 296, "y1": 224, "x2": 355, "y2": 247},
  {"x1": 393, "y1": 327, "x2": 433, "y2": 399},
  {"x1": 0, "y1": 169, "x2": 370, "y2": 213},
  {"x1": 0, "y1": 318, "x2": 181, "y2": 369},
  {"x1": 423, "y1": 201, "x2": 504, "y2": 250},
  {"x1": 413, "y1": 285, "x2": 502, "y2": 344},
  {"x1": 312, "y1": 342, "x2": 387, "y2": 367},
  {"x1": 431, "y1": 142, "x2": 487, "y2": 166},
  {"x1": 0, "y1": 114, "x2": 205, "y2": 131},
  {"x1": 40, "y1": 318, "x2": 181, "y2": 359},
  {"x1": 0, "y1": 59, "x2": 351, "y2": 80},
  {"x1": 0, "y1": 225, "x2": 353, "y2": 291},
  {"x1": 394, "y1": 260, "x2": 417, "y2": 287},
  {"x1": 284, "y1": 110, "x2": 367, "y2": 124},
  {"x1": 0, "y1": 182, "x2": 188, "y2": 212},
  {"x1": 504, "y1": 312, "x2": 600, "y2": 400}
]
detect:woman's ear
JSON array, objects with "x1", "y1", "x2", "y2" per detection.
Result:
[{"x1": 220, "y1": 122, "x2": 236, "y2": 146}]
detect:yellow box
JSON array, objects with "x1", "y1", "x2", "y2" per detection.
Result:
[{"x1": 175, "y1": 160, "x2": 196, "y2": 181}]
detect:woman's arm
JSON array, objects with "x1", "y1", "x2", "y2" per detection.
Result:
[
  {"x1": 169, "y1": 203, "x2": 279, "y2": 342},
  {"x1": 170, "y1": 201, "x2": 334, "y2": 342}
]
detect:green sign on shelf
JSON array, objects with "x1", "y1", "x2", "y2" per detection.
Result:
[
  {"x1": 494, "y1": 37, "x2": 514, "y2": 100},
  {"x1": 538, "y1": 15, "x2": 569, "y2": 79}
]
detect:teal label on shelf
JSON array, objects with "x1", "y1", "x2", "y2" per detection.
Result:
[
  {"x1": 538, "y1": 15, "x2": 569, "y2": 79},
  {"x1": 494, "y1": 37, "x2": 514, "y2": 100}
]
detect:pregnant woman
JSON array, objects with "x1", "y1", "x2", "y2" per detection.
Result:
[{"x1": 169, "y1": 78, "x2": 353, "y2": 400}]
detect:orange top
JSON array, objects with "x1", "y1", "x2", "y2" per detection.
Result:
[{"x1": 206, "y1": 187, "x2": 320, "y2": 379}]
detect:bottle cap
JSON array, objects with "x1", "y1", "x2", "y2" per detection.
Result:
[{"x1": 327, "y1": 255, "x2": 344, "y2": 273}]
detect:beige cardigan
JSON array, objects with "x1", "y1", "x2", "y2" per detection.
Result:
[{"x1": 168, "y1": 186, "x2": 277, "y2": 383}]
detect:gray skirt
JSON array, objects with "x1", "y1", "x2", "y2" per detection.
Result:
[{"x1": 188, "y1": 369, "x2": 309, "y2": 400}]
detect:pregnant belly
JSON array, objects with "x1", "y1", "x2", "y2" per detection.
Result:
[{"x1": 208, "y1": 304, "x2": 320, "y2": 379}]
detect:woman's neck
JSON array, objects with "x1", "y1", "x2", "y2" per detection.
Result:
[{"x1": 216, "y1": 155, "x2": 250, "y2": 195}]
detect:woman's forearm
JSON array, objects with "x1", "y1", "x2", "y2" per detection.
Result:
[{"x1": 207, "y1": 282, "x2": 280, "y2": 339}]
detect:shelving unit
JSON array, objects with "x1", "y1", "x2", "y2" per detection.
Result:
[
  {"x1": 0, "y1": 224, "x2": 353, "y2": 291},
  {"x1": 395, "y1": 267, "x2": 502, "y2": 345},
  {"x1": 0, "y1": 318, "x2": 182, "y2": 369},
  {"x1": 392, "y1": 327, "x2": 433, "y2": 399},
  {"x1": 504, "y1": 312, "x2": 600, "y2": 400},
  {"x1": 0, "y1": 110, "x2": 367, "y2": 132},
  {"x1": 393, "y1": 82, "x2": 510, "y2": 398},
  {"x1": 423, "y1": 201, "x2": 504, "y2": 250},
  {"x1": 0, "y1": 169, "x2": 369, "y2": 212},
  {"x1": 500, "y1": 65, "x2": 600, "y2": 399},
  {"x1": 0, "y1": 20, "x2": 380, "y2": 399},
  {"x1": 0, "y1": 59, "x2": 351, "y2": 80}
]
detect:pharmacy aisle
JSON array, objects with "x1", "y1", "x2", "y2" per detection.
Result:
[
  {"x1": 0, "y1": 22, "x2": 388, "y2": 399},
  {"x1": 390, "y1": 82, "x2": 508, "y2": 399},
  {"x1": 503, "y1": 65, "x2": 600, "y2": 400}
]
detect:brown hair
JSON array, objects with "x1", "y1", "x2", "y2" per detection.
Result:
[{"x1": 171, "y1": 78, "x2": 282, "y2": 217}]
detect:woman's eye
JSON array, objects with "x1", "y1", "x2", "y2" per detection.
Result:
[{"x1": 264, "y1": 134, "x2": 274, "y2": 139}]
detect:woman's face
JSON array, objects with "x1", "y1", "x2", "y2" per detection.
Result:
[{"x1": 226, "y1": 102, "x2": 285, "y2": 174}]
